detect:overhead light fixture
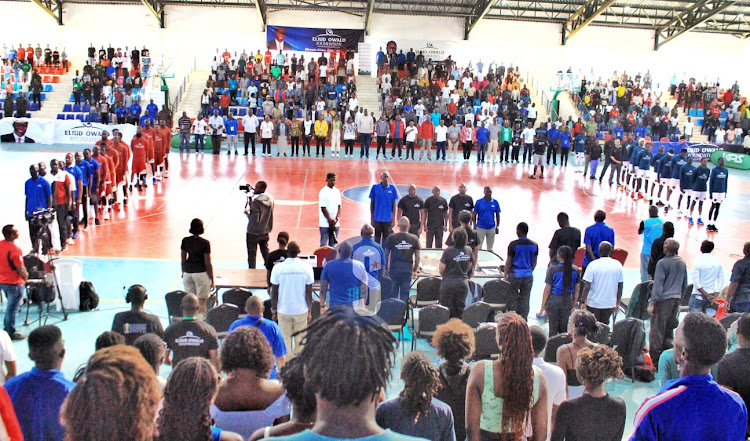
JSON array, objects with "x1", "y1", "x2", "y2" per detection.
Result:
[{"x1": 623, "y1": 5, "x2": 631, "y2": 11}]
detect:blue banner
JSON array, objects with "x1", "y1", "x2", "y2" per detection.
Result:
[
  {"x1": 649, "y1": 141, "x2": 743, "y2": 161},
  {"x1": 266, "y1": 26, "x2": 364, "y2": 53}
]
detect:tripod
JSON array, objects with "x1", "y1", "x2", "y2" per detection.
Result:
[{"x1": 23, "y1": 251, "x2": 69, "y2": 327}]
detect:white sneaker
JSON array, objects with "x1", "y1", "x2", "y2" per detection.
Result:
[
  {"x1": 66, "y1": 238, "x2": 75, "y2": 245},
  {"x1": 163, "y1": 170, "x2": 169, "y2": 178},
  {"x1": 103, "y1": 211, "x2": 110, "y2": 220}
]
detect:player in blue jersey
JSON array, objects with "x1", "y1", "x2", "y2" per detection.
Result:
[
  {"x1": 668, "y1": 149, "x2": 689, "y2": 213},
  {"x1": 706, "y1": 158, "x2": 728, "y2": 232},
  {"x1": 649, "y1": 145, "x2": 665, "y2": 202},
  {"x1": 689, "y1": 157, "x2": 711, "y2": 225},
  {"x1": 654, "y1": 148, "x2": 674, "y2": 209},
  {"x1": 633, "y1": 141, "x2": 654, "y2": 200},
  {"x1": 677, "y1": 156, "x2": 695, "y2": 217}
]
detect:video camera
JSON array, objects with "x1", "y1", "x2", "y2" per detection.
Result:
[
  {"x1": 30, "y1": 208, "x2": 55, "y2": 225},
  {"x1": 239, "y1": 183, "x2": 255, "y2": 193}
]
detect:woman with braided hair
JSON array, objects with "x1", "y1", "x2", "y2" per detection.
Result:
[
  {"x1": 157, "y1": 357, "x2": 242, "y2": 441},
  {"x1": 550, "y1": 345, "x2": 626, "y2": 441},
  {"x1": 466, "y1": 312, "x2": 548, "y2": 441},
  {"x1": 376, "y1": 352, "x2": 456, "y2": 441}
]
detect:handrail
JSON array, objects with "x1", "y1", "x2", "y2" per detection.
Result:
[{"x1": 170, "y1": 56, "x2": 196, "y2": 114}]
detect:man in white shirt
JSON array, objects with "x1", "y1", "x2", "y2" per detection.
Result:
[
  {"x1": 270, "y1": 241, "x2": 314, "y2": 356},
  {"x1": 689, "y1": 240, "x2": 724, "y2": 313},
  {"x1": 434, "y1": 119, "x2": 448, "y2": 161},
  {"x1": 208, "y1": 109, "x2": 224, "y2": 155},
  {"x1": 683, "y1": 117, "x2": 694, "y2": 141},
  {"x1": 530, "y1": 326, "x2": 566, "y2": 441},
  {"x1": 242, "y1": 110, "x2": 259, "y2": 156},
  {"x1": 0, "y1": 330, "x2": 17, "y2": 384},
  {"x1": 259, "y1": 115, "x2": 275, "y2": 156},
  {"x1": 580, "y1": 241, "x2": 624, "y2": 326},
  {"x1": 521, "y1": 122, "x2": 535, "y2": 164},
  {"x1": 318, "y1": 173, "x2": 341, "y2": 247},
  {"x1": 191, "y1": 114, "x2": 207, "y2": 154}
]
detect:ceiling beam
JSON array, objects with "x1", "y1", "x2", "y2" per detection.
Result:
[
  {"x1": 364, "y1": 0, "x2": 375, "y2": 34},
  {"x1": 464, "y1": 0, "x2": 495, "y2": 39},
  {"x1": 29, "y1": 0, "x2": 64, "y2": 25},
  {"x1": 140, "y1": 0, "x2": 166, "y2": 27},
  {"x1": 561, "y1": 0, "x2": 617, "y2": 44},
  {"x1": 654, "y1": 0, "x2": 736, "y2": 49},
  {"x1": 255, "y1": 0, "x2": 267, "y2": 30}
]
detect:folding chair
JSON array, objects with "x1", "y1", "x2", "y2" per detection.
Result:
[
  {"x1": 473, "y1": 322, "x2": 500, "y2": 360},
  {"x1": 378, "y1": 298, "x2": 408, "y2": 356},
  {"x1": 544, "y1": 333, "x2": 573, "y2": 363},
  {"x1": 165, "y1": 290, "x2": 187, "y2": 324},
  {"x1": 411, "y1": 304, "x2": 449, "y2": 351},
  {"x1": 611, "y1": 317, "x2": 646, "y2": 382},
  {"x1": 482, "y1": 279, "x2": 511, "y2": 313},
  {"x1": 461, "y1": 301, "x2": 491, "y2": 329},
  {"x1": 205, "y1": 303, "x2": 241, "y2": 339},
  {"x1": 591, "y1": 323, "x2": 611, "y2": 345},
  {"x1": 221, "y1": 288, "x2": 252, "y2": 310},
  {"x1": 678, "y1": 284, "x2": 693, "y2": 313}
]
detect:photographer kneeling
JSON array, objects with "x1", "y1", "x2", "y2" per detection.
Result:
[{"x1": 244, "y1": 181, "x2": 275, "y2": 269}]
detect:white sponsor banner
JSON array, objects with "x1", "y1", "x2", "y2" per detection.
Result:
[
  {"x1": 0, "y1": 118, "x2": 137, "y2": 145},
  {"x1": 378, "y1": 40, "x2": 458, "y2": 64}
]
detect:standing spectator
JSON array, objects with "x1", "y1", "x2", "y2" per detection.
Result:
[
  {"x1": 716, "y1": 313, "x2": 750, "y2": 437},
  {"x1": 439, "y1": 229, "x2": 475, "y2": 318},
  {"x1": 505, "y1": 222, "x2": 538, "y2": 321},
  {"x1": 540, "y1": 245, "x2": 579, "y2": 336},
  {"x1": 424, "y1": 186, "x2": 448, "y2": 249},
  {"x1": 647, "y1": 221, "x2": 675, "y2": 279},
  {"x1": 314, "y1": 114, "x2": 328, "y2": 157},
  {"x1": 376, "y1": 352, "x2": 455, "y2": 441},
  {"x1": 582, "y1": 210, "x2": 615, "y2": 272},
  {"x1": 5, "y1": 325, "x2": 74, "y2": 441},
  {"x1": 632, "y1": 313, "x2": 747, "y2": 440},
  {"x1": 359, "y1": 109, "x2": 373, "y2": 158},
  {"x1": 191, "y1": 113, "x2": 207, "y2": 154},
  {"x1": 375, "y1": 114, "x2": 390, "y2": 160},
  {"x1": 638, "y1": 205, "x2": 664, "y2": 282},
  {"x1": 244, "y1": 180, "x2": 274, "y2": 268},
  {"x1": 181, "y1": 218, "x2": 214, "y2": 316},
  {"x1": 0, "y1": 225, "x2": 27, "y2": 342},
  {"x1": 580, "y1": 241, "x2": 623, "y2": 326},
  {"x1": 319, "y1": 242, "x2": 367, "y2": 311},
  {"x1": 209, "y1": 109, "x2": 224, "y2": 155},
  {"x1": 15, "y1": 94, "x2": 27, "y2": 118},
  {"x1": 530, "y1": 326, "x2": 567, "y2": 441},
  {"x1": 648, "y1": 238, "x2": 688, "y2": 367},
  {"x1": 384, "y1": 217, "x2": 421, "y2": 302},
  {"x1": 465, "y1": 313, "x2": 548, "y2": 441},
  {"x1": 548, "y1": 212, "x2": 581, "y2": 265},
  {"x1": 472, "y1": 186, "x2": 501, "y2": 251},
  {"x1": 689, "y1": 240, "x2": 724, "y2": 313},
  {"x1": 243, "y1": 109, "x2": 259, "y2": 156},
  {"x1": 434, "y1": 319, "x2": 475, "y2": 441},
  {"x1": 397, "y1": 184, "x2": 424, "y2": 236},
  {"x1": 418, "y1": 117, "x2": 434, "y2": 161},
  {"x1": 460, "y1": 120, "x2": 476, "y2": 162},
  {"x1": 24, "y1": 164, "x2": 52, "y2": 251},
  {"x1": 0, "y1": 328, "x2": 17, "y2": 384},
  {"x1": 551, "y1": 345, "x2": 626, "y2": 441},
  {"x1": 270, "y1": 242, "x2": 313, "y2": 357},
  {"x1": 318, "y1": 172, "x2": 341, "y2": 247},
  {"x1": 225, "y1": 112, "x2": 239, "y2": 155},
  {"x1": 446, "y1": 119, "x2": 461, "y2": 162},
  {"x1": 275, "y1": 116, "x2": 290, "y2": 157},
  {"x1": 110, "y1": 284, "x2": 164, "y2": 345},
  {"x1": 260, "y1": 115, "x2": 274, "y2": 157},
  {"x1": 448, "y1": 183, "x2": 474, "y2": 230},
  {"x1": 727, "y1": 242, "x2": 750, "y2": 313},
  {"x1": 369, "y1": 172, "x2": 399, "y2": 244},
  {"x1": 163, "y1": 294, "x2": 220, "y2": 371}
]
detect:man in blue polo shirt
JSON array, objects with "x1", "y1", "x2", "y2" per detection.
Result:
[
  {"x1": 473, "y1": 186, "x2": 501, "y2": 252},
  {"x1": 352, "y1": 223, "x2": 386, "y2": 293},
  {"x1": 369, "y1": 171, "x2": 399, "y2": 244},
  {"x1": 25, "y1": 164, "x2": 52, "y2": 248},
  {"x1": 228, "y1": 296, "x2": 286, "y2": 379},
  {"x1": 5, "y1": 325, "x2": 75, "y2": 441},
  {"x1": 320, "y1": 242, "x2": 368, "y2": 309},
  {"x1": 583, "y1": 210, "x2": 615, "y2": 271},
  {"x1": 632, "y1": 313, "x2": 747, "y2": 441},
  {"x1": 128, "y1": 101, "x2": 141, "y2": 124},
  {"x1": 504, "y1": 222, "x2": 538, "y2": 321}
]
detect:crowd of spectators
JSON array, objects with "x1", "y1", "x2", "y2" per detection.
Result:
[{"x1": 2, "y1": 43, "x2": 70, "y2": 116}]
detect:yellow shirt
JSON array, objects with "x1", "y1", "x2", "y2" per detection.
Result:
[{"x1": 314, "y1": 120, "x2": 328, "y2": 137}]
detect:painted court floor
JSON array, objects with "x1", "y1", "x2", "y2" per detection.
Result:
[{"x1": 2, "y1": 142, "x2": 750, "y2": 439}]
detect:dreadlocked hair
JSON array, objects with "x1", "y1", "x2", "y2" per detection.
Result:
[
  {"x1": 297, "y1": 305, "x2": 397, "y2": 407},
  {"x1": 575, "y1": 345, "x2": 625, "y2": 387},
  {"x1": 557, "y1": 245, "x2": 575, "y2": 295},
  {"x1": 400, "y1": 352, "x2": 442, "y2": 422},
  {"x1": 62, "y1": 346, "x2": 161, "y2": 441},
  {"x1": 497, "y1": 312, "x2": 535, "y2": 438},
  {"x1": 157, "y1": 357, "x2": 218, "y2": 441}
]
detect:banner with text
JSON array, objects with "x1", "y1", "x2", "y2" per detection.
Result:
[
  {"x1": 650, "y1": 141, "x2": 743, "y2": 161},
  {"x1": 266, "y1": 26, "x2": 365, "y2": 53},
  {"x1": 377, "y1": 40, "x2": 458, "y2": 65},
  {"x1": 0, "y1": 118, "x2": 137, "y2": 145}
]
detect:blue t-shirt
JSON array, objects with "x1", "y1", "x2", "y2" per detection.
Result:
[
  {"x1": 613, "y1": 127, "x2": 624, "y2": 139},
  {"x1": 369, "y1": 183, "x2": 400, "y2": 223},
  {"x1": 115, "y1": 106, "x2": 127, "y2": 118},
  {"x1": 545, "y1": 263, "x2": 580, "y2": 295},
  {"x1": 4, "y1": 367, "x2": 76, "y2": 441},
  {"x1": 573, "y1": 134, "x2": 586, "y2": 153},
  {"x1": 692, "y1": 166, "x2": 710, "y2": 192},
  {"x1": 671, "y1": 155, "x2": 688, "y2": 179},
  {"x1": 75, "y1": 160, "x2": 91, "y2": 187},
  {"x1": 634, "y1": 125, "x2": 646, "y2": 139},
  {"x1": 547, "y1": 128, "x2": 560, "y2": 142},
  {"x1": 272, "y1": 429, "x2": 426, "y2": 441},
  {"x1": 25, "y1": 177, "x2": 52, "y2": 217},
  {"x1": 146, "y1": 103, "x2": 158, "y2": 119},
  {"x1": 431, "y1": 112, "x2": 441, "y2": 126},
  {"x1": 65, "y1": 164, "x2": 83, "y2": 198},
  {"x1": 376, "y1": 397, "x2": 455, "y2": 441},
  {"x1": 227, "y1": 315, "x2": 287, "y2": 379},
  {"x1": 560, "y1": 131, "x2": 571, "y2": 148},
  {"x1": 225, "y1": 119, "x2": 238, "y2": 135},
  {"x1": 473, "y1": 198, "x2": 501, "y2": 230},
  {"x1": 352, "y1": 238, "x2": 386, "y2": 284},
  {"x1": 631, "y1": 375, "x2": 747, "y2": 441},
  {"x1": 228, "y1": 78, "x2": 238, "y2": 90},
  {"x1": 129, "y1": 104, "x2": 141, "y2": 117},
  {"x1": 476, "y1": 127, "x2": 489, "y2": 144},
  {"x1": 680, "y1": 164, "x2": 696, "y2": 190},
  {"x1": 709, "y1": 166, "x2": 728, "y2": 194},
  {"x1": 140, "y1": 115, "x2": 154, "y2": 127},
  {"x1": 507, "y1": 237, "x2": 538, "y2": 278},
  {"x1": 641, "y1": 217, "x2": 664, "y2": 255},
  {"x1": 583, "y1": 222, "x2": 615, "y2": 267},
  {"x1": 321, "y1": 258, "x2": 367, "y2": 306}
]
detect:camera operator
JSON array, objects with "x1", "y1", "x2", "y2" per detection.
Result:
[
  {"x1": 244, "y1": 181, "x2": 275, "y2": 269},
  {"x1": 24, "y1": 164, "x2": 52, "y2": 250},
  {"x1": 0, "y1": 225, "x2": 29, "y2": 341}
]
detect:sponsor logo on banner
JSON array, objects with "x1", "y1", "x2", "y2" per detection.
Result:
[
  {"x1": 710, "y1": 150, "x2": 750, "y2": 170},
  {"x1": 61, "y1": 123, "x2": 109, "y2": 144},
  {"x1": 0, "y1": 118, "x2": 137, "y2": 145},
  {"x1": 687, "y1": 142, "x2": 722, "y2": 160}
]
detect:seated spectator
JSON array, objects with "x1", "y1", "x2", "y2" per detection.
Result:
[
  {"x1": 249, "y1": 356, "x2": 317, "y2": 440},
  {"x1": 211, "y1": 326, "x2": 290, "y2": 440},
  {"x1": 530, "y1": 326, "x2": 567, "y2": 440},
  {"x1": 319, "y1": 241, "x2": 367, "y2": 311},
  {"x1": 273, "y1": 305, "x2": 421, "y2": 440},
  {"x1": 61, "y1": 346, "x2": 161, "y2": 441},
  {"x1": 111, "y1": 284, "x2": 164, "y2": 345},
  {"x1": 133, "y1": 333, "x2": 166, "y2": 390},
  {"x1": 550, "y1": 345, "x2": 626, "y2": 441},
  {"x1": 655, "y1": 348, "x2": 680, "y2": 384},
  {"x1": 94, "y1": 330, "x2": 125, "y2": 350},
  {"x1": 466, "y1": 312, "x2": 548, "y2": 441},
  {"x1": 157, "y1": 357, "x2": 243, "y2": 441},
  {"x1": 556, "y1": 310, "x2": 599, "y2": 400},
  {"x1": 716, "y1": 313, "x2": 750, "y2": 436},
  {"x1": 433, "y1": 319, "x2": 475, "y2": 441},
  {"x1": 632, "y1": 313, "x2": 747, "y2": 440},
  {"x1": 163, "y1": 293, "x2": 220, "y2": 371},
  {"x1": 0, "y1": 330, "x2": 17, "y2": 385},
  {"x1": 227, "y1": 296, "x2": 287, "y2": 379},
  {"x1": 4, "y1": 325, "x2": 75, "y2": 441},
  {"x1": 376, "y1": 352, "x2": 455, "y2": 441}
]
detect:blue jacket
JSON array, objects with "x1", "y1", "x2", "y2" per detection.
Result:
[
  {"x1": 658, "y1": 155, "x2": 674, "y2": 179},
  {"x1": 636, "y1": 149, "x2": 654, "y2": 171},
  {"x1": 630, "y1": 146, "x2": 644, "y2": 166},
  {"x1": 679, "y1": 164, "x2": 696, "y2": 190},
  {"x1": 670, "y1": 155, "x2": 688, "y2": 179},
  {"x1": 692, "y1": 166, "x2": 710, "y2": 192},
  {"x1": 709, "y1": 166, "x2": 728, "y2": 195},
  {"x1": 631, "y1": 375, "x2": 747, "y2": 441}
]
